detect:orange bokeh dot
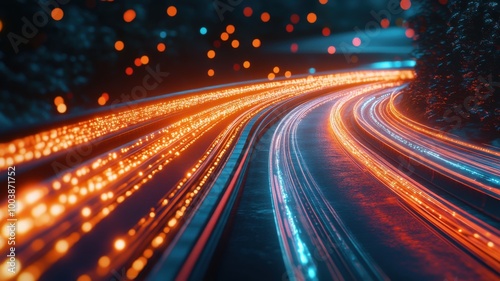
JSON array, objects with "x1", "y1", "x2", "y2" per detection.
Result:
[
  {"x1": 51, "y1": 8, "x2": 64, "y2": 21},
  {"x1": 243, "y1": 61, "x2": 250, "y2": 68},
  {"x1": 57, "y1": 103, "x2": 67, "y2": 114},
  {"x1": 381, "y1": 18, "x2": 390, "y2": 28},
  {"x1": 327, "y1": 46, "x2": 336, "y2": 54},
  {"x1": 125, "y1": 67, "x2": 133, "y2": 75},
  {"x1": 284, "y1": 71, "x2": 292, "y2": 78},
  {"x1": 400, "y1": 0, "x2": 411, "y2": 10},
  {"x1": 226, "y1": 25, "x2": 235, "y2": 34},
  {"x1": 157, "y1": 43, "x2": 166, "y2": 52},
  {"x1": 267, "y1": 73, "x2": 275, "y2": 80},
  {"x1": 307, "y1": 13, "x2": 317, "y2": 23},
  {"x1": 102, "y1": 92, "x2": 109, "y2": 101},
  {"x1": 231, "y1": 40, "x2": 240, "y2": 48},
  {"x1": 54, "y1": 96, "x2": 64, "y2": 106},
  {"x1": 134, "y1": 58, "x2": 142, "y2": 67},
  {"x1": 243, "y1": 7, "x2": 253, "y2": 17},
  {"x1": 207, "y1": 69, "x2": 214, "y2": 76},
  {"x1": 123, "y1": 9, "x2": 136, "y2": 22},
  {"x1": 319, "y1": 0, "x2": 328, "y2": 4},
  {"x1": 166, "y1": 6, "x2": 177, "y2": 17},
  {"x1": 273, "y1": 66, "x2": 280, "y2": 73},
  {"x1": 140, "y1": 55, "x2": 149, "y2": 65},
  {"x1": 0, "y1": 20, "x2": 3, "y2": 32},
  {"x1": 207, "y1": 50, "x2": 216, "y2": 59},
  {"x1": 220, "y1": 32, "x2": 229, "y2": 41},
  {"x1": 322, "y1": 27, "x2": 330, "y2": 36},
  {"x1": 98, "y1": 96, "x2": 106, "y2": 106},
  {"x1": 114, "y1": 40, "x2": 124, "y2": 51},
  {"x1": 252, "y1": 39, "x2": 261, "y2": 48},
  {"x1": 261, "y1": 12, "x2": 270, "y2": 22}
]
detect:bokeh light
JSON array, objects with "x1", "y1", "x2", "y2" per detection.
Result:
[
  {"x1": 261, "y1": 12, "x2": 270, "y2": 22},
  {"x1": 114, "y1": 239, "x2": 126, "y2": 251},
  {"x1": 286, "y1": 24, "x2": 294, "y2": 33},
  {"x1": 199, "y1": 27, "x2": 207, "y2": 35},
  {"x1": 252, "y1": 39, "x2": 261, "y2": 48},
  {"x1": 400, "y1": 0, "x2": 411, "y2": 10},
  {"x1": 284, "y1": 71, "x2": 292, "y2": 78},
  {"x1": 54, "y1": 96, "x2": 64, "y2": 106},
  {"x1": 290, "y1": 43, "x2": 298, "y2": 53},
  {"x1": 352, "y1": 37, "x2": 361, "y2": 46},
  {"x1": 290, "y1": 14, "x2": 300, "y2": 24},
  {"x1": 381, "y1": 18, "x2": 390, "y2": 28},
  {"x1": 220, "y1": 32, "x2": 229, "y2": 41},
  {"x1": 57, "y1": 103, "x2": 67, "y2": 114},
  {"x1": 207, "y1": 50, "x2": 216, "y2": 59},
  {"x1": 140, "y1": 55, "x2": 149, "y2": 65},
  {"x1": 125, "y1": 67, "x2": 133, "y2": 75},
  {"x1": 322, "y1": 27, "x2": 330, "y2": 36},
  {"x1": 0, "y1": 20, "x2": 3, "y2": 32},
  {"x1": 207, "y1": 69, "x2": 214, "y2": 77},
  {"x1": 273, "y1": 66, "x2": 280, "y2": 73},
  {"x1": 405, "y1": 28, "x2": 415, "y2": 38},
  {"x1": 307, "y1": 13, "x2": 317, "y2": 23},
  {"x1": 98, "y1": 97, "x2": 106, "y2": 106},
  {"x1": 319, "y1": 0, "x2": 328, "y2": 4},
  {"x1": 166, "y1": 6, "x2": 177, "y2": 17},
  {"x1": 267, "y1": 73, "x2": 275, "y2": 80},
  {"x1": 243, "y1": 61, "x2": 250, "y2": 68},
  {"x1": 51, "y1": 8, "x2": 64, "y2": 21},
  {"x1": 123, "y1": 9, "x2": 136, "y2": 23},
  {"x1": 114, "y1": 40, "x2": 124, "y2": 51},
  {"x1": 243, "y1": 7, "x2": 253, "y2": 17},
  {"x1": 157, "y1": 43, "x2": 166, "y2": 52},
  {"x1": 327, "y1": 46, "x2": 336, "y2": 54},
  {"x1": 231, "y1": 40, "x2": 240, "y2": 48},
  {"x1": 226, "y1": 25, "x2": 235, "y2": 34}
]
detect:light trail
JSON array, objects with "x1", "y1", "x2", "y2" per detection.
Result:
[
  {"x1": 0, "y1": 70, "x2": 412, "y2": 280},
  {"x1": 356, "y1": 90, "x2": 500, "y2": 197},
  {"x1": 269, "y1": 84, "x2": 402, "y2": 280},
  {"x1": 329, "y1": 85, "x2": 500, "y2": 274}
]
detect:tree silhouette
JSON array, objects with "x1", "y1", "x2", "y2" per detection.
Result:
[{"x1": 406, "y1": 0, "x2": 499, "y2": 136}]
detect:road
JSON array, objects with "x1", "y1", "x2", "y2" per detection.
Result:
[
  {"x1": 0, "y1": 69, "x2": 498, "y2": 280},
  {"x1": 264, "y1": 83, "x2": 499, "y2": 280}
]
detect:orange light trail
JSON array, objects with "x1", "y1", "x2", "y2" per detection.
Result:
[{"x1": 0, "y1": 70, "x2": 415, "y2": 280}]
